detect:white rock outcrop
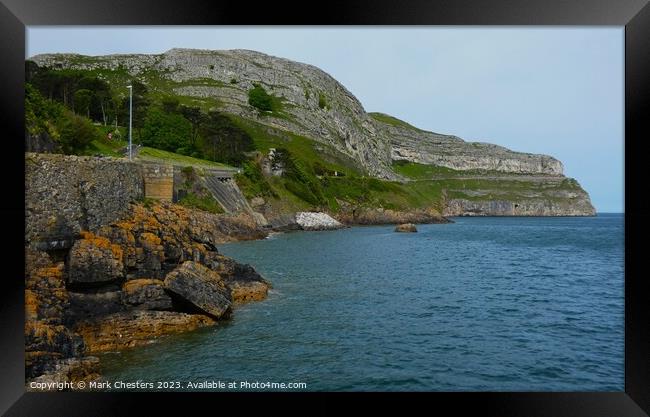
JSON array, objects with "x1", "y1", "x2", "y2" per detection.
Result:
[{"x1": 295, "y1": 212, "x2": 344, "y2": 231}]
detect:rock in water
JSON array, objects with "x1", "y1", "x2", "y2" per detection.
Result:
[
  {"x1": 163, "y1": 261, "x2": 232, "y2": 319},
  {"x1": 395, "y1": 223, "x2": 418, "y2": 233},
  {"x1": 295, "y1": 212, "x2": 344, "y2": 231}
]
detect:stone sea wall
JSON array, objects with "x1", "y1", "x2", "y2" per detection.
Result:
[{"x1": 26, "y1": 153, "x2": 144, "y2": 249}]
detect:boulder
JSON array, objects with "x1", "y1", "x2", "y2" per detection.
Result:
[
  {"x1": 66, "y1": 232, "x2": 124, "y2": 285},
  {"x1": 228, "y1": 280, "x2": 269, "y2": 303},
  {"x1": 208, "y1": 255, "x2": 271, "y2": 302},
  {"x1": 395, "y1": 223, "x2": 418, "y2": 233},
  {"x1": 122, "y1": 279, "x2": 173, "y2": 310},
  {"x1": 163, "y1": 261, "x2": 232, "y2": 319}
]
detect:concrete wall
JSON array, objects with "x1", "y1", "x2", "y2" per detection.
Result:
[
  {"x1": 142, "y1": 163, "x2": 174, "y2": 202},
  {"x1": 25, "y1": 153, "x2": 144, "y2": 249}
]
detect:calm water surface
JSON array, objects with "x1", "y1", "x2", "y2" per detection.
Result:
[{"x1": 101, "y1": 214, "x2": 624, "y2": 391}]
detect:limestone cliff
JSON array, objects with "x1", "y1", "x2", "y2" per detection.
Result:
[{"x1": 29, "y1": 48, "x2": 595, "y2": 216}]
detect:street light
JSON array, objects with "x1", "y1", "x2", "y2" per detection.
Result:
[{"x1": 126, "y1": 84, "x2": 133, "y2": 161}]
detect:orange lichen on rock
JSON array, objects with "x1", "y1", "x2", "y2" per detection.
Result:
[
  {"x1": 25, "y1": 290, "x2": 39, "y2": 321},
  {"x1": 122, "y1": 278, "x2": 160, "y2": 293},
  {"x1": 78, "y1": 231, "x2": 124, "y2": 260},
  {"x1": 229, "y1": 281, "x2": 269, "y2": 303},
  {"x1": 74, "y1": 311, "x2": 215, "y2": 352},
  {"x1": 139, "y1": 232, "x2": 162, "y2": 246}
]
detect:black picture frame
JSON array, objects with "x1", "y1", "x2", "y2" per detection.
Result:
[{"x1": 1, "y1": 0, "x2": 648, "y2": 415}]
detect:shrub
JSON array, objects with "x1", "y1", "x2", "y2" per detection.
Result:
[
  {"x1": 56, "y1": 109, "x2": 99, "y2": 154},
  {"x1": 318, "y1": 93, "x2": 328, "y2": 110},
  {"x1": 248, "y1": 84, "x2": 274, "y2": 112}
]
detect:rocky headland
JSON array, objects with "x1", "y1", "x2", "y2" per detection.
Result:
[{"x1": 28, "y1": 48, "x2": 596, "y2": 216}]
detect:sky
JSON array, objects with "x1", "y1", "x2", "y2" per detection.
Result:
[{"x1": 27, "y1": 27, "x2": 624, "y2": 212}]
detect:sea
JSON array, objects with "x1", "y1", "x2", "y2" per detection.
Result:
[{"x1": 101, "y1": 214, "x2": 624, "y2": 391}]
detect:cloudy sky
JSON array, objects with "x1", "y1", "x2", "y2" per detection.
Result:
[{"x1": 27, "y1": 27, "x2": 624, "y2": 212}]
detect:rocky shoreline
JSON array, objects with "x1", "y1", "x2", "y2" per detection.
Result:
[
  {"x1": 25, "y1": 199, "x2": 454, "y2": 388},
  {"x1": 25, "y1": 202, "x2": 272, "y2": 389},
  {"x1": 24, "y1": 152, "x2": 453, "y2": 389}
]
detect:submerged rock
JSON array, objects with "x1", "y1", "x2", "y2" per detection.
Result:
[
  {"x1": 163, "y1": 261, "x2": 232, "y2": 319},
  {"x1": 395, "y1": 223, "x2": 418, "y2": 233}
]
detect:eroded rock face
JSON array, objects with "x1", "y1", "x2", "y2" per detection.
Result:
[
  {"x1": 25, "y1": 258, "x2": 68, "y2": 325},
  {"x1": 382, "y1": 119, "x2": 564, "y2": 176},
  {"x1": 443, "y1": 197, "x2": 596, "y2": 216},
  {"x1": 336, "y1": 205, "x2": 451, "y2": 226},
  {"x1": 163, "y1": 261, "x2": 232, "y2": 319},
  {"x1": 74, "y1": 310, "x2": 215, "y2": 353},
  {"x1": 95, "y1": 202, "x2": 266, "y2": 279},
  {"x1": 67, "y1": 289, "x2": 126, "y2": 321},
  {"x1": 395, "y1": 223, "x2": 418, "y2": 233}
]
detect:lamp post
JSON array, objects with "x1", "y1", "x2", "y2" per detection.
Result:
[{"x1": 127, "y1": 84, "x2": 133, "y2": 160}]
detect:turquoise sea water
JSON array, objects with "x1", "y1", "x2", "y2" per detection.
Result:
[{"x1": 101, "y1": 214, "x2": 624, "y2": 391}]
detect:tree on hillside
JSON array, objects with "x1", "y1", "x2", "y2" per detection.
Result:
[
  {"x1": 140, "y1": 107, "x2": 192, "y2": 153},
  {"x1": 73, "y1": 89, "x2": 93, "y2": 118},
  {"x1": 77, "y1": 76, "x2": 112, "y2": 124},
  {"x1": 200, "y1": 111, "x2": 254, "y2": 165},
  {"x1": 179, "y1": 105, "x2": 206, "y2": 148},
  {"x1": 162, "y1": 96, "x2": 180, "y2": 114}
]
